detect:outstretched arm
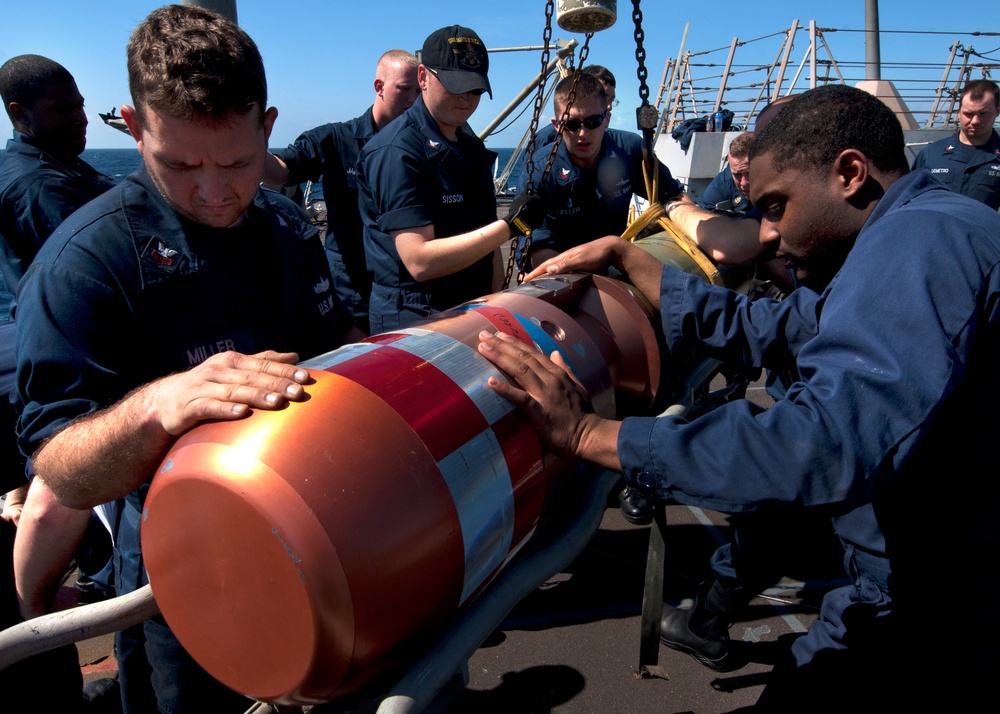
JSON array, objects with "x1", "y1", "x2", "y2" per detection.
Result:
[
  {"x1": 261, "y1": 152, "x2": 292, "y2": 188},
  {"x1": 393, "y1": 221, "x2": 514, "y2": 283},
  {"x1": 13, "y1": 479, "x2": 91, "y2": 619},
  {"x1": 523, "y1": 236, "x2": 666, "y2": 310},
  {"x1": 477, "y1": 330, "x2": 622, "y2": 471},
  {"x1": 664, "y1": 200, "x2": 764, "y2": 265},
  {"x1": 34, "y1": 350, "x2": 312, "y2": 509}
]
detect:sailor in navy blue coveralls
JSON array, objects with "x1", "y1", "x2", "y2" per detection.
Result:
[
  {"x1": 358, "y1": 93, "x2": 498, "y2": 333},
  {"x1": 269, "y1": 53, "x2": 418, "y2": 331},
  {"x1": 697, "y1": 163, "x2": 753, "y2": 213},
  {"x1": 15, "y1": 164, "x2": 344, "y2": 713},
  {"x1": 912, "y1": 79, "x2": 1000, "y2": 210},
  {"x1": 273, "y1": 110, "x2": 380, "y2": 327},
  {"x1": 516, "y1": 127, "x2": 683, "y2": 264},
  {"x1": 912, "y1": 129, "x2": 1000, "y2": 209},
  {"x1": 480, "y1": 86, "x2": 1000, "y2": 706},
  {"x1": 621, "y1": 169, "x2": 1000, "y2": 703},
  {"x1": 0, "y1": 131, "x2": 114, "y2": 291}
]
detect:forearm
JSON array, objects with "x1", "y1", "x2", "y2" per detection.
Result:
[
  {"x1": 614, "y1": 240, "x2": 666, "y2": 310},
  {"x1": 396, "y1": 221, "x2": 513, "y2": 282},
  {"x1": 33, "y1": 383, "x2": 173, "y2": 509},
  {"x1": 26, "y1": 350, "x2": 310, "y2": 510},
  {"x1": 13, "y1": 479, "x2": 92, "y2": 618},
  {"x1": 664, "y1": 200, "x2": 763, "y2": 264},
  {"x1": 577, "y1": 413, "x2": 622, "y2": 472},
  {"x1": 262, "y1": 152, "x2": 291, "y2": 188}
]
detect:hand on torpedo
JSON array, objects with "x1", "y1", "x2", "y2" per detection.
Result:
[
  {"x1": 143, "y1": 349, "x2": 312, "y2": 436},
  {"x1": 522, "y1": 235, "x2": 627, "y2": 281},
  {"x1": 478, "y1": 330, "x2": 622, "y2": 472},
  {"x1": 522, "y1": 236, "x2": 665, "y2": 311}
]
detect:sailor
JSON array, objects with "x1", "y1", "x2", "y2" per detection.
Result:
[
  {"x1": 479, "y1": 84, "x2": 1000, "y2": 707},
  {"x1": 357, "y1": 25, "x2": 545, "y2": 334},
  {"x1": 515, "y1": 72, "x2": 687, "y2": 269},
  {"x1": 13, "y1": 6, "x2": 345, "y2": 712},
  {"x1": 0, "y1": 55, "x2": 115, "y2": 313},
  {"x1": 697, "y1": 131, "x2": 754, "y2": 213},
  {"x1": 655, "y1": 96, "x2": 799, "y2": 275},
  {"x1": 913, "y1": 78, "x2": 1000, "y2": 210},
  {"x1": 529, "y1": 64, "x2": 619, "y2": 150},
  {"x1": 264, "y1": 49, "x2": 420, "y2": 333},
  {"x1": 0, "y1": 55, "x2": 120, "y2": 707}
]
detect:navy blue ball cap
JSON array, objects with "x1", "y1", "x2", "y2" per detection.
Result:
[{"x1": 420, "y1": 25, "x2": 492, "y2": 98}]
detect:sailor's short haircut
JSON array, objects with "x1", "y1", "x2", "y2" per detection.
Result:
[
  {"x1": 727, "y1": 132, "x2": 754, "y2": 160},
  {"x1": 554, "y1": 72, "x2": 607, "y2": 115},
  {"x1": 377, "y1": 49, "x2": 419, "y2": 74},
  {"x1": 750, "y1": 85, "x2": 909, "y2": 176},
  {"x1": 960, "y1": 79, "x2": 1000, "y2": 109},
  {"x1": 0, "y1": 55, "x2": 74, "y2": 122},
  {"x1": 582, "y1": 64, "x2": 616, "y2": 88},
  {"x1": 127, "y1": 4, "x2": 267, "y2": 125}
]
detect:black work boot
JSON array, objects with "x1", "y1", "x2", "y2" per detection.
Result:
[
  {"x1": 660, "y1": 581, "x2": 745, "y2": 671},
  {"x1": 618, "y1": 486, "x2": 653, "y2": 525}
]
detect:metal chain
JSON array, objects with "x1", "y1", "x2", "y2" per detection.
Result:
[
  {"x1": 631, "y1": 0, "x2": 659, "y2": 207},
  {"x1": 633, "y1": 0, "x2": 650, "y2": 106},
  {"x1": 520, "y1": 0, "x2": 554, "y2": 199},
  {"x1": 503, "y1": 0, "x2": 554, "y2": 290},
  {"x1": 503, "y1": 2, "x2": 592, "y2": 288},
  {"x1": 505, "y1": 34, "x2": 592, "y2": 288}
]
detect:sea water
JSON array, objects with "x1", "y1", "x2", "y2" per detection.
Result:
[
  {"x1": 80, "y1": 147, "x2": 522, "y2": 193},
  {"x1": 81, "y1": 148, "x2": 142, "y2": 183}
]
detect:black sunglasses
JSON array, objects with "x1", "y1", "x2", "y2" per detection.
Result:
[{"x1": 561, "y1": 111, "x2": 607, "y2": 132}]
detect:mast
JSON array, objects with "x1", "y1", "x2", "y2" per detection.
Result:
[{"x1": 865, "y1": 0, "x2": 881, "y2": 81}]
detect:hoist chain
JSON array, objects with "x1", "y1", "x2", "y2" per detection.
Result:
[
  {"x1": 633, "y1": 0, "x2": 649, "y2": 105},
  {"x1": 520, "y1": 0, "x2": 555, "y2": 200},
  {"x1": 503, "y1": 2, "x2": 592, "y2": 289},
  {"x1": 632, "y1": 0, "x2": 658, "y2": 132}
]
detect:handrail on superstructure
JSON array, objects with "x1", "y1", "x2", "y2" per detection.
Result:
[{"x1": 653, "y1": 20, "x2": 1000, "y2": 134}]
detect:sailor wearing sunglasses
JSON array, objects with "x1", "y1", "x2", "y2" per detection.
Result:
[{"x1": 516, "y1": 71, "x2": 690, "y2": 268}]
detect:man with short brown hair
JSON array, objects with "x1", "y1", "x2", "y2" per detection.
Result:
[
  {"x1": 516, "y1": 72, "x2": 687, "y2": 268},
  {"x1": 698, "y1": 131, "x2": 754, "y2": 213},
  {"x1": 265, "y1": 49, "x2": 420, "y2": 332},
  {"x1": 14, "y1": 6, "x2": 344, "y2": 711},
  {"x1": 913, "y1": 78, "x2": 1000, "y2": 209}
]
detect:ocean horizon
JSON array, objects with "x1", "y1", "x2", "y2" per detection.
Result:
[{"x1": 75, "y1": 148, "x2": 522, "y2": 195}]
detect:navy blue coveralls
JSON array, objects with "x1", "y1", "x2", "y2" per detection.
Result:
[
  {"x1": 15, "y1": 163, "x2": 343, "y2": 713},
  {"x1": 697, "y1": 163, "x2": 752, "y2": 213},
  {"x1": 0, "y1": 131, "x2": 114, "y2": 318},
  {"x1": 912, "y1": 129, "x2": 1000, "y2": 210},
  {"x1": 275, "y1": 107, "x2": 379, "y2": 327},
  {"x1": 619, "y1": 170, "x2": 1000, "y2": 703},
  {"x1": 357, "y1": 95, "x2": 497, "y2": 334},
  {"x1": 0, "y1": 134, "x2": 117, "y2": 700},
  {"x1": 515, "y1": 128, "x2": 683, "y2": 263}
]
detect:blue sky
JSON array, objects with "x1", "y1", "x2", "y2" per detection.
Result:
[{"x1": 1, "y1": 1, "x2": 995, "y2": 149}]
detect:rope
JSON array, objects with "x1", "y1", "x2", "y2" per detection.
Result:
[{"x1": 620, "y1": 200, "x2": 723, "y2": 286}]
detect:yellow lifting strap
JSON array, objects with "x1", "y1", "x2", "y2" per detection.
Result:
[{"x1": 621, "y1": 157, "x2": 724, "y2": 286}]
